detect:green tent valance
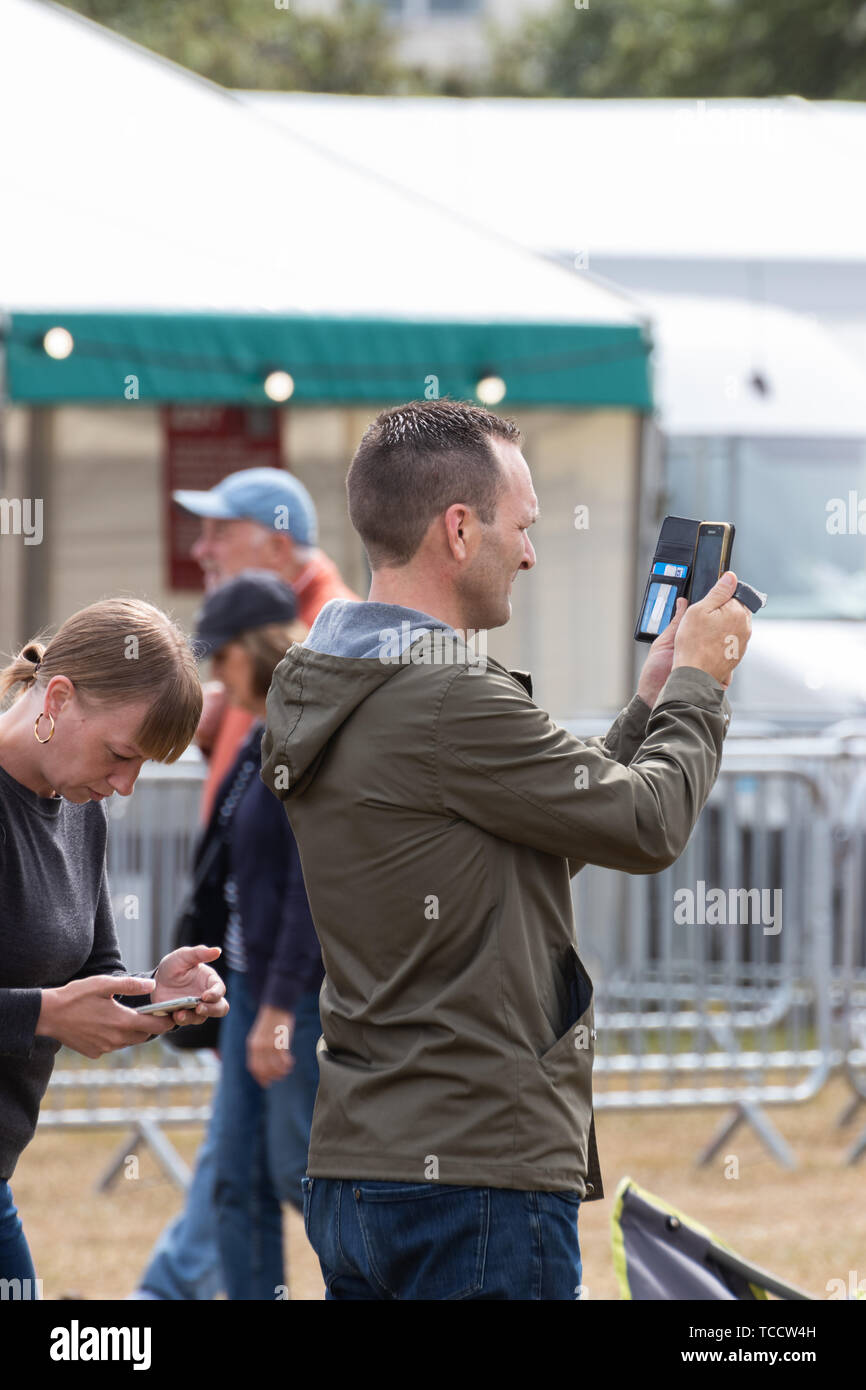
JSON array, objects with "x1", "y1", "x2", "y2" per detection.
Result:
[{"x1": 5, "y1": 312, "x2": 652, "y2": 409}]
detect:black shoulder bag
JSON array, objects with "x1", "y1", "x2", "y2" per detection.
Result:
[{"x1": 163, "y1": 740, "x2": 261, "y2": 1050}]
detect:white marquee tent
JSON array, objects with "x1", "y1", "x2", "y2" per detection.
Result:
[{"x1": 0, "y1": 0, "x2": 651, "y2": 408}]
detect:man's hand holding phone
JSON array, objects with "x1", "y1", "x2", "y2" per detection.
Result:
[
  {"x1": 672, "y1": 571, "x2": 752, "y2": 691},
  {"x1": 637, "y1": 596, "x2": 690, "y2": 709}
]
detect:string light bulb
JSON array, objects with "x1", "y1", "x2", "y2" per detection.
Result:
[
  {"x1": 43, "y1": 327, "x2": 74, "y2": 359},
  {"x1": 263, "y1": 370, "x2": 294, "y2": 402},
  {"x1": 476, "y1": 374, "x2": 506, "y2": 405}
]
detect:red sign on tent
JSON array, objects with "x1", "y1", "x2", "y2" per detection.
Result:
[{"x1": 163, "y1": 406, "x2": 284, "y2": 589}]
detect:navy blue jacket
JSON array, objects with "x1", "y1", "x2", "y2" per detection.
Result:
[{"x1": 223, "y1": 721, "x2": 324, "y2": 1012}]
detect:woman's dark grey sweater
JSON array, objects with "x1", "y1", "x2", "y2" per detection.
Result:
[{"x1": 0, "y1": 761, "x2": 148, "y2": 1180}]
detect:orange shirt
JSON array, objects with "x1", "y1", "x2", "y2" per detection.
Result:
[
  {"x1": 291, "y1": 550, "x2": 362, "y2": 629},
  {"x1": 198, "y1": 552, "x2": 361, "y2": 823}
]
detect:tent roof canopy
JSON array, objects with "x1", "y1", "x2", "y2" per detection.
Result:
[
  {"x1": 241, "y1": 92, "x2": 866, "y2": 265},
  {"x1": 237, "y1": 92, "x2": 866, "y2": 437},
  {"x1": 0, "y1": 0, "x2": 650, "y2": 408}
]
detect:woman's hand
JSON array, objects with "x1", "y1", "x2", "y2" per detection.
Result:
[
  {"x1": 151, "y1": 945, "x2": 229, "y2": 1026},
  {"x1": 246, "y1": 1005, "x2": 294, "y2": 1088},
  {"x1": 35, "y1": 976, "x2": 174, "y2": 1058}
]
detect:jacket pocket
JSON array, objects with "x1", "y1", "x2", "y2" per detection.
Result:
[
  {"x1": 539, "y1": 949, "x2": 595, "y2": 1071},
  {"x1": 533, "y1": 951, "x2": 601, "y2": 1198}
]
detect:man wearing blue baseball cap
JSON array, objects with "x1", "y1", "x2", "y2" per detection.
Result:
[
  {"x1": 174, "y1": 466, "x2": 357, "y2": 622},
  {"x1": 173, "y1": 467, "x2": 360, "y2": 822}
]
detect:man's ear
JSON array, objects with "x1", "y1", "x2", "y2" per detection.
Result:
[
  {"x1": 444, "y1": 503, "x2": 474, "y2": 559},
  {"x1": 260, "y1": 526, "x2": 294, "y2": 568}
]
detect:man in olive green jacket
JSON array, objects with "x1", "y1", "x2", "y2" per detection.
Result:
[{"x1": 261, "y1": 400, "x2": 751, "y2": 1300}]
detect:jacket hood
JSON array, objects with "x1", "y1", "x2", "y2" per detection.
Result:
[{"x1": 260, "y1": 599, "x2": 458, "y2": 798}]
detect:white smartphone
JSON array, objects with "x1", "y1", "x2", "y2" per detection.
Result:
[{"x1": 137, "y1": 995, "x2": 202, "y2": 1016}]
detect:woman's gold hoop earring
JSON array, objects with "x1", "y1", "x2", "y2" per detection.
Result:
[{"x1": 34, "y1": 711, "x2": 55, "y2": 744}]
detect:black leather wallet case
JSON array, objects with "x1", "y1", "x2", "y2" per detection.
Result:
[
  {"x1": 634, "y1": 515, "x2": 700, "y2": 644},
  {"x1": 635, "y1": 516, "x2": 765, "y2": 643}
]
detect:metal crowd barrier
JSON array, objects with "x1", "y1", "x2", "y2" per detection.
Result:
[
  {"x1": 40, "y1": 1042, "x2": 219, "y2": 1189},
  {"x1": 832, "y1": 733, "x2": 866, "y2": 1161},
  {"x1": 39, "y1": 737, "x2": 866, "y2": 1182},
  {"x1": 102, "y1": 755, "x2": 207, "y2": 972},
  {"x1": 573, "y1": 736, "x2": 866, "y2": 1168}
]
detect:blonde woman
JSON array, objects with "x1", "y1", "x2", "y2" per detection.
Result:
[{"x1": 0, "y1": 597, "x2": 229, "y2": 1294}]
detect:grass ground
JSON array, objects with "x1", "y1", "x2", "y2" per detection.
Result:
[{"x1": 12, "y1": 1073, "x2": 866, "y2": 1301}]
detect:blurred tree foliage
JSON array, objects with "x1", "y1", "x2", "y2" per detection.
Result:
[
  {"x1": 487, "y1": 0, "x2": 866, "y2": 98},
  {"x1": 58, "y1": 0, "x2": 428, "y2": 93},
  {"x1": 59, "y1": 0, "x2": 866, "y2": 98}
]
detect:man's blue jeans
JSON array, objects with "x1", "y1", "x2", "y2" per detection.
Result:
[{"x1": 302, "y1": 1176, "x2": 583, "y2": 1300}]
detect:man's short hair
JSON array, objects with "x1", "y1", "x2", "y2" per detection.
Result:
[{"x1": 346, "y1": 398, "x2": 522, "y2": 569}]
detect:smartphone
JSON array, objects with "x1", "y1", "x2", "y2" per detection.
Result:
[
  {"x1": 137, "y1": 995, "x2": 202, "y2": 1016},
  {"x1": 689, "y1": 522, "x2": 735, "y2": 605}
]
